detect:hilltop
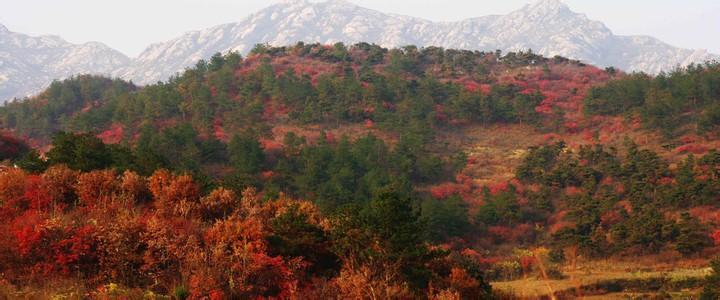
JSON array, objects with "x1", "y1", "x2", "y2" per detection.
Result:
[
  {"x1": 0, "y1": 43, "x2": 719, "y2": 298},
  {"x1": 2, "y1": 0, "x2": 717, "y2": 102}
]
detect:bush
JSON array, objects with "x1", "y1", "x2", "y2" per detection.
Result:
[
  {"x1": 548, "y1": 248, "x2": 566, "y2": 264},
  {"x1": 544, "y1": 266, "x2": 566, "y2": 280},
  {"x1": 173, "y1": 285, "x2": 189, "y2": 300},
  {"x1": 487, "y1": 261, "x2": 522, "y2": 281},
  {"x1": 701, "y1": 257, "x2": 720, "y2": 300}
]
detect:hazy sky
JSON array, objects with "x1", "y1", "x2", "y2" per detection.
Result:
[{"x1": 1, "y1": 0, "x2": 718, "y2": 57}]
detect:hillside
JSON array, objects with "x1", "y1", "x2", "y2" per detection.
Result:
[
  {"x1": 0, "y1": 43, "x2": 719, "y2": 298},
  {"x1": 2, "y1": 0, "x2": 717, "y2": 102}
]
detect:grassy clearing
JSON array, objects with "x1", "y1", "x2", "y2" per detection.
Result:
[
  {"x1": 439, "y1": 124, "x2": 544, "y2": 185},
  {"x1": 582, "y1": 290, "x2": 702, "y2": 300},
  {"x1": 492, "y1": 258, "x2": 711, "y2": 299},
  {"x1": 438, "y1": 121, "x2": 680, "y2": 187}
]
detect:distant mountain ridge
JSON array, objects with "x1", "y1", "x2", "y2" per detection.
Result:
[
  {"x1": 0, "y1": 24, "x2": 130, "y2": 101},
  {"x1": 1, "y1": 0, "x2": 717, "y2": 102}
]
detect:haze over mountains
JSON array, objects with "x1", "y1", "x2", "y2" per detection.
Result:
[
  {"x1": 1, "y1": 0, "x2": 717, "y2": 102},
  {"x1": 0, "y1": 24, "x2": 130, "y2": 102}
]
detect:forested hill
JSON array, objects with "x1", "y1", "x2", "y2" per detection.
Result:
[
  {"x1": 1, "y1": 43, "x2": 597, "y2": 143},
  {"x1": 0, "y1": 43, "x2": 720, "y2": 298},
  {"x1": 3, "y1": 42, "x2": 718, "y2": 145}
]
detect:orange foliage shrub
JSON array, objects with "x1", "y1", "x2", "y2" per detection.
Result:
[
  {"x1": 334, "y1": 264, "x2": 410, "y2": 299},
  {"x1": 148, "y1": 170, "x2": 200, "y2": 217},
  {"x1": 119, "y1": 170, "x2": 148, "y2": 203},
  {"x1": 141, "y1": 215, "x2": 202, "y2": 288},
  {"x1": 0, "y1": 168, "x2": 27, "y2": 208},
  {"x1": 76, "y1": 169, "x2": 119, "y2": 207},
  {"x1": 448, "y1": 267, "x2": 482, "y2": 296},
  {"x1": 95, "y1": 212, "x2": 147, "y2": 286},
  {"x1": 201, "y1": 215, "x2": 301, "y2": 298},
  {"x1": 200, "y1": 188, "x2": 238, "y2": 221},
  {"x1": 42, "y1": 165, "x2": 79, "y2": 206}
]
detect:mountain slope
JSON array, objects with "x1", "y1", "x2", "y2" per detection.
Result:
[
  {"x1": 0, "y1": 45, "x2": 719, "y2": 299},
  {"x1": 117, "y1": 0, "x2": 717, "y2": 84},
  {"x1": 0, "y1": 24, "x2": 130, "y2": 101},
  {"x1": 1, "y1": 0, "x2": 717, "y2": 101}
]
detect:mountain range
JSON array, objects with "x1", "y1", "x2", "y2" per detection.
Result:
[
  {"x1": 1, "y1": 0, "x2": 717, "y2": 102},
  {"x1": 0, "y1": 24, "x2": 129, "y2": 102}
]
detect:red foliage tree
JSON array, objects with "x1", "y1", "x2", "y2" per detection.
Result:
[
  {"x1": 96, "y1": 124, "x2": 124, "y2": 144},
  {"x1": 11, "y1": 210, "x2": 48, "y2": 257},
  {"x1": 52, "y1": 225, "x2": 98, "y2": 276},
  {"x1": 488, "y1": 182, "x2": 509, "y2": 195},
  {"x1": 519, "y1": 255, "x2": 535, "y2": 277},
  {"x1": 712, "y1": 230, "x2": 720, "y2": 246},
  {"x1": 487, "y1": 226, "x2": 513, "y2": 243},
  {"x1": 430, "y1": 183, "x2": 464, "y2": 200},
  {"x1": 24, "y1": 175, "x2": 52, "y2": 211}
]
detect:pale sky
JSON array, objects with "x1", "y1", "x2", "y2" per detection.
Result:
[{"x1": 1, "y1": 0, "x2": 718, "y2": 57}]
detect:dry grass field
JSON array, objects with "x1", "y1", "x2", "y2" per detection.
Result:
[{"x1": 492, "y1": 255, "x2": 712, "y2": 299}]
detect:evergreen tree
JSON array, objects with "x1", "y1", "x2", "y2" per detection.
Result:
[
  {"x1": 701, "y1": 257, "x2": 720, "y2": 300},
  {"x1": 228, "y1": 131, "x2": 265, "y2": 174},
  {"x1": 16, "y1": 149, "x2": 48, "y2": 173},
  {"x1": 134, "y1": 125, "x2": 168, "y2": 175},
  {"x1": 360, "y1": 190, "x2": 434, "y2": 288},
  {"x1": 675, "y1": 212, "x2": 711, "y2": 257},
  {"x1": 47, "y1": 132, "x2": 112, "y2": 171},
  {"x1": 421, "y1": 195, "x2": 471, "y2": 242},
  {"x1": 267, "y1": 204, "x2": 340, "y2": 277}
]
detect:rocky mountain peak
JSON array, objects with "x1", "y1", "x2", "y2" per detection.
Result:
[{"x1": 526, "y1": 0, "x2": 569, "y2": 13}]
